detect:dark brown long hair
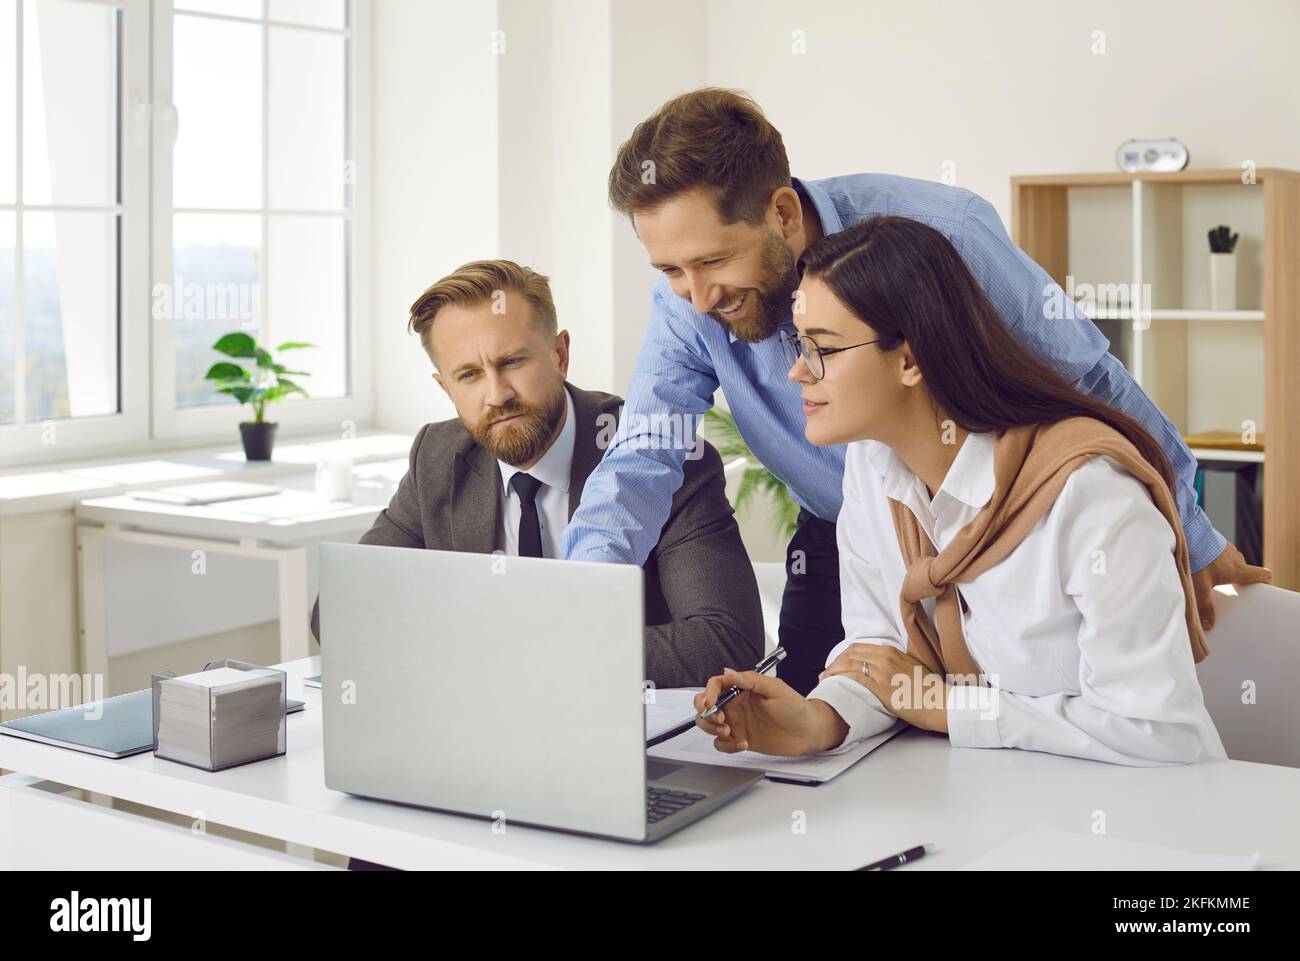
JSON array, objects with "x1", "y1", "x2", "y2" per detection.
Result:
[{"x1": 798, "y1": 215, "x2": 1175, "y2": 493}]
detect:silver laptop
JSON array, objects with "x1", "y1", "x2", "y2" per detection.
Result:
[{"x1": 319, "y1": 542, "x2": 761, "y2": 843}]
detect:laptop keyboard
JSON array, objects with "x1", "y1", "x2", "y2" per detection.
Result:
[{"x1": 647, "y1": 786, "x2": 707, "y2": 823}]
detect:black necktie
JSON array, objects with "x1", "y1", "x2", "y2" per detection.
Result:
[{"x1": 509, "y1": 472, "x2": 544, "y2": 557}]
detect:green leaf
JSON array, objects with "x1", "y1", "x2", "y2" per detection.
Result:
[
  {"x1": 214, "y1": 385, "x2": 256, "y2": 404},
  {"x1": 262, "y1": 382, "x2": 309, "y2": 404},
  {"x1": 700, "y1": 408, "x2": 753, "y2": 461},
  {"x1": 255, "y1": 347, "x2": 275, "y2": 369},
  {"x1": 268, "y1": 363, "x2": 310, "y2": 376},
  {"x1": 203, "y1": 362, "x2": 249, "y2": 382},
  {"x1": 734, "y1": 467, "x2": 760, "y2": 515},
  {"x1": 275, "y1": 378, "x2": 310, "y2": 397},
  {"x1": 772, "y1": 495, "x2": 800, "y2": 541},
  {"x1": 275, "y1": 341, "x2": 316, "y2": 351},
  {"x1": 212, "y1": 332, "x2": 257, "y2": 358}
]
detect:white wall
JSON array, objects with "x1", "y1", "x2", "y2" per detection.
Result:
[
  {"x1": 533, "y1": 0, "x2": 615, "y2": 395},
  {"x1": 492, "y1": 0, "x2": 707, "y2": 397},
  {"x1": 368, "y1": 0, "x2": 500, "y2": 433},
  {"x1": 609, "y1": 2, "x2": 707, "y2": 391},
  {"x1": 703, "y1": 0, "x2": 1300, "y2": 224},
  {"x1": 370, "y1": 0, "x2": 711, "y2": 416}
]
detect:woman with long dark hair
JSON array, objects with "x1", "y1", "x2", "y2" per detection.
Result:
[{"x1": 694, "y1": 216, "x2": 1225, "y2": 766}]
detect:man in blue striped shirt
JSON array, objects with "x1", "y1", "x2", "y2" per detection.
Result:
[{"x1": 562, "y1": 87, "x2": 1270, "y2": 695}]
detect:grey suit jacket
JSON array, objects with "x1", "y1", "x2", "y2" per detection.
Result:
[{"x1": 310, "y1": 382, "x2": 763, "y2": 687}]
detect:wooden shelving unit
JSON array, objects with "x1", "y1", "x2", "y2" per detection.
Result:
[{"x1": 1011, "y1": 168, "x2": 1299, "y2": 589}]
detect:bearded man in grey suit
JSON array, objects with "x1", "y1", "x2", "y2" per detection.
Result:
[{"x1": 311, "y1": 259, "x2": 762, "y2": 688}]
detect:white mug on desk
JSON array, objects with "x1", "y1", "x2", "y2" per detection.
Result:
[{"x1": 315, "y1": 455, "x2": 354, "y2": 502}]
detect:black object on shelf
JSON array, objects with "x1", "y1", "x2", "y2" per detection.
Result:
[{"x1": 1208, "y1": 224, "x2": 1239, "y2": 253}]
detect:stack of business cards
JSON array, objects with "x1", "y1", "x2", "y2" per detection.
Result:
[{"x1": 155, "y1": 667, "x2": 284, "y2": 770}]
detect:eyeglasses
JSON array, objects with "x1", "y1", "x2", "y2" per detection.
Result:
[{"x1": 780, "y1": 329, "x2": 880, "y2": 380}]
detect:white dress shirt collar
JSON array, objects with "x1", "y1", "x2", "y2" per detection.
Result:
[
  {"x1": 863, "y1": 431, "x2": 996, "y2": 519},
  {"x1": 933, "y1": 430, "x2": 996, "y2": 515},
  {"x1": 496, "y1": 388, "x2": 576, "y2": 499}
]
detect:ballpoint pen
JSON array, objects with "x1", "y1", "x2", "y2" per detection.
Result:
[
  {"x1": 644, "y1": 647, "x2": 788, "y2": 748},
  {"x1": 698, "y1": 646, "x2": 786, "y2": 720},
  {"x1": 857, "y1": 843, "x2": 937, "y2": 871}
]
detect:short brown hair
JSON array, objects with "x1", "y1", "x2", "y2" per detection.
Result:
[
  {"x1": 407, "y1": 259, "x2": 558, "y2": 364},
  {"x1": 608, "y1": 87, "x2": 791, "y2": 225}
]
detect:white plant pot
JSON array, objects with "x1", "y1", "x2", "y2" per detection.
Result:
[{"x1": 1209, "y1": 252, "x2": 1237, "y2": 310}]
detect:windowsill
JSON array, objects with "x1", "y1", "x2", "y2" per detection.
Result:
[{"x1": 0, "y1": 428, "x2": 415, "y2": 518}]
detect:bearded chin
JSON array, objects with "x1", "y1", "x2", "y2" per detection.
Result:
[
  {"x1": 730, "y1": 290, "x2": 788, "y2": 342},
  {"x1": 486, "y1": 419, "x2": 550, "y2": 466},
  {"x1": 469, "y1": 385, "x2": 567, "y2": 467},
  {"x1": 727, "y1": 278, "x2": 798, "y2": 343},
  {"x1": 724, "y1": 234, "x2": 800, "y2": 344}
]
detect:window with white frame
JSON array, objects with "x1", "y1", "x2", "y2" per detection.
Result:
[
  {"x1": 0, "y1": 0, "x2": 128, "y2": 430},
  {"x1": 0, "y1": 0, "x2": 368, "y2": 465}
]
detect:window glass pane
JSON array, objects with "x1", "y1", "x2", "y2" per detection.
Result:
[
  {"x1": 173, "y1": 212, "x2": 261, "y2": 407},
  {"x1": 173, "y1": 14, "x2": 261, "y2": 209},
  {"x1": 270, "y1": 0, "x2": 344, "y2": 30},
  {"x1": 267, "y1": 214, "x2": 345, "y2": 399},
  {"x1": 22, "y1": 0, "x2": 117, "y2": 206},
  {"x1": 176, "y1": 0, "x2": 261, "y2": 19},
  {"x1": 0, "y1": 0, "x2": 16, "y2": 205},
  {"x1": 269, "y1": 26, "x2": 344, "y2": 210},
  {"x1": 24, "y1": 211, "x2": 118, "y2": 420},
  {"x1": 0, "y1": 211, "x2": 14, "y2": 423}
]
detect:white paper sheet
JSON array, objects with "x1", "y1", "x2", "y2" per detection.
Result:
[
  {"x1": 645, "y1": 688, "x2": 701, "y2": 742},
  {"x1": 649, "y1": 715, "x2": 905, "y2": 783},
  {"x1": 171, "y1": 667, "x2": 264, "y2": 688}
]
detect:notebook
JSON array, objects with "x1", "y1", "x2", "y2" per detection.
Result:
[
  {"x1": 646, "y1": 687, "x2": 905, "y2": 784},
  {"x1": 0, "y1": 688, "x2": 305, "y2": 759},
  {"x1": 126, "y1": 481, "x2": 283, "y2": 506}
]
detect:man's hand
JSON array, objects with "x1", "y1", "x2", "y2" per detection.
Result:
[
  {"x1": 693, "y1": 668, "x2": 848, "y2": 756},
  {"x1": 1193, "y1": 542, "x2": 1271, "y2": 631},
  {"x1": 819, "y1": 643, "x2": 950, "y2": 734}
]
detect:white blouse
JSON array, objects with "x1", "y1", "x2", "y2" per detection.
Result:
[{"x1": 807, "y1": 431, "x2": 1226, "y2": 767}]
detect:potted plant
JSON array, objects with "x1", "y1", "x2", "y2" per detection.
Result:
[
  {"x1": 701, "y1": 407, "x2": 800, "y2": 541},
  {"x1": 203, "y1": 332, "x2": 316, "y2": 461}
]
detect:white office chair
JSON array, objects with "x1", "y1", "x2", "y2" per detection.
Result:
[
  {"x1": 752, "y1": 561, "x2": 787, "y2": 654},
  {"x1": 1196, "y1": 583, "x2": 1300, "y2": 768}
]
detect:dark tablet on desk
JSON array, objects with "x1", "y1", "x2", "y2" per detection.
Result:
[{"x1": 0, "y1": 689, "x2": 305, "y2": 759}]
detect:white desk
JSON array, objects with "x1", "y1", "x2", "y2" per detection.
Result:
[
  {"x1": 72, "y1": 461, "x2": 408, "y2": 685},
  {"x1": 2, "y1": 657, "x2": 1298, "y2": 870}
]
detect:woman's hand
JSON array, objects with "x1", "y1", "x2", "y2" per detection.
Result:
[
  {"x1": 819, "y1": 643, "x2": 950, "y2": 733},
  {"x1": 693, "y1": 668, "x2": 849, "y2": 756}
]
